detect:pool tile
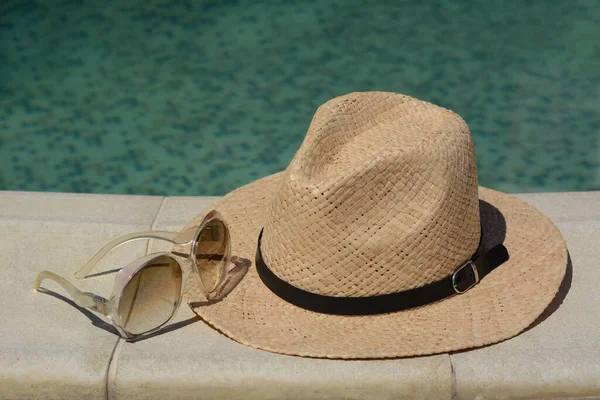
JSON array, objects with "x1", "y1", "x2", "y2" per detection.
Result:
[
  {"x1": 108, "y1": 196, "x2": 454, "y2": 399},
  {"x1": 0, "y1": 191, "x2": 163, "y2": 399},
  {"x1": 109, "y1": 306, "x2": 453, "y2": 400},
  {"x1": 450, "y1": 202, "x2": 600, "y2": 398}
]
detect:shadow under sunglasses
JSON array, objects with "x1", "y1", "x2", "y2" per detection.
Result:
[
  {"x1": 37, "y1": 287, "x2": 201, "y2": 342},
  {"x1": 36, "y1": 254, "x2": 252, "y2": 341}
]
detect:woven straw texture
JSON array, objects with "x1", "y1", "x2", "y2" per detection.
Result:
[{"x1": 181, "y1": 92, "x2": 567, "y2": 359}]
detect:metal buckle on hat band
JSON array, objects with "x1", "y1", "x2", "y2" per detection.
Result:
[{"x1": 452, "y1": 260, "x2": 479, "y2": 294}]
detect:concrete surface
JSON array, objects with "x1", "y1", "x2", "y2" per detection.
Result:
[{"x1": 0, "y1": 190, "x2": 598, "y2": 399}]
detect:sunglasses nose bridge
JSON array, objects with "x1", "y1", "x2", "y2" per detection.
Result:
[
  {"x1": 171, "y1": 239, "x2": 195, "y2": 256},
  {"x1": 171, "y1": 227, "x2": 201, "y2": 255}
]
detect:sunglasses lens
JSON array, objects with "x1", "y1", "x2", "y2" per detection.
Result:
[
  {"x1": 196, "y1": 219, "x2": 228, "y2": 293},
  {"x1": 118, "y1": 256, "x2": 182, "y2": 335}
]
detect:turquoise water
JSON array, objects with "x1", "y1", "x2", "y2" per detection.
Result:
[{"x1": 1, "y1": 0, "x2": 598, "y2": 196}]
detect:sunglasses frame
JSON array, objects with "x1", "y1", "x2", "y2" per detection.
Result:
[{"x1": 33, "y1": 210, "x2": 231, "y2": 340}]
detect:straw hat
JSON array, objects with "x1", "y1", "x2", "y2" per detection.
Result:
[{"x1": 179, "y1": 92, "x2": 567, "y2": 359}]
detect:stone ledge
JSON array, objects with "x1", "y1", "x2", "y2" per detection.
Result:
[{"x1": 0, "y1": 190, "x2": 598, "y2": 399}]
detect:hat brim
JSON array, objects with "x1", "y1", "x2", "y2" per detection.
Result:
[{"x1": 182, "y1": 172, "x2": 568, "y2": 359}]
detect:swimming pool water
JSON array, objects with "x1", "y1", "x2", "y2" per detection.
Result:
[{"x1": 1, "y1": 0, "x2": 599, "y2": 196}]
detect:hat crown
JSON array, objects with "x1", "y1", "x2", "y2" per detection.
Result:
[{"x1": 261, "y1": 92, "x2": 481, "y2": 297}]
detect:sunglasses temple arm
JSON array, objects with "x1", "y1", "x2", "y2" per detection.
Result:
[
  {"x1": 74, "y1": 231, "x2": 180, "y2": 280},
  {"x1": 33, "y1": 271, "x2": 109, "y2": 315}
]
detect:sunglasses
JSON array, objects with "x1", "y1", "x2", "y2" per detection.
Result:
[{"x1": 33, "y1": 210, "x2": 231, "y2": 340}]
